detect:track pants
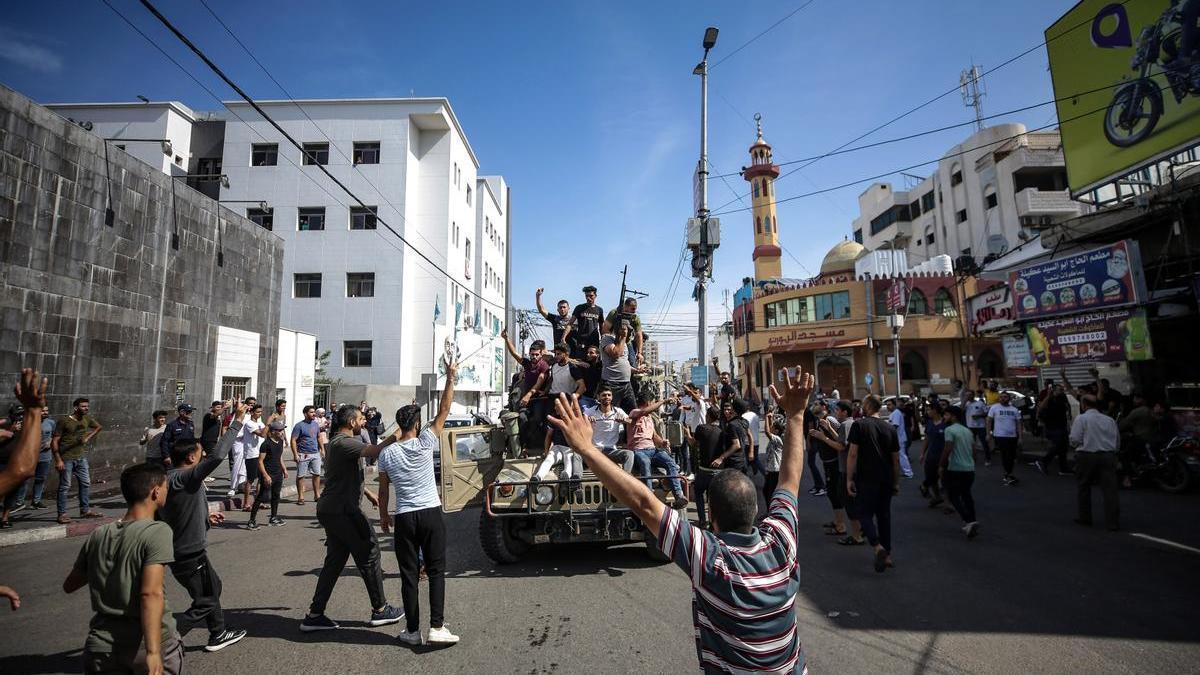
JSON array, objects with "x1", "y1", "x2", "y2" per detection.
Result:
[{"x1": 394, "y1": 506, "x2": 447, "y2": 633}]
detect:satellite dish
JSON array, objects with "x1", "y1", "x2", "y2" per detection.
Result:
[{"x1": 986, "y1": 234, "x2": 1009, "y2": 256}]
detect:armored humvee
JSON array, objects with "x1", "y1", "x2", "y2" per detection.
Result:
[{"x1": 437, "y1": 419, "x2": 686, "y2": 564}]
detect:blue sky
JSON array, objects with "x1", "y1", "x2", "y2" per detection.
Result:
[{"x1": 1, "y1": 0, "x2": 1074, "y2": 360}]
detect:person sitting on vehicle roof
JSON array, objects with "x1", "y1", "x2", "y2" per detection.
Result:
[
  {"x1": 584, "y1": 388, "x2": 635, "y2": 474},
  {"x1": 532, "y1": 421, "x2": 584, "y2": 502},
  {"x1": 628, "y1": 392, "x2": 688, "y2": 509}
]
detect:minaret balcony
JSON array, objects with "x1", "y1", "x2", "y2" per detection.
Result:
[{"x1": 743, "y1": 163, "x2": 780, "y2": 180}]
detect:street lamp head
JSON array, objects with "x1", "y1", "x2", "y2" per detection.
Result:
[{"x1": 702, "y1": 26, "x2": 719, "y2": 50}]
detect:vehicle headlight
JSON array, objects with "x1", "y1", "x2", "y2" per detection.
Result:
[{"x1": 534, "y1": 485, "x2": 555, "y2": 505}]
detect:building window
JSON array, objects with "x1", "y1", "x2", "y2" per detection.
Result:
[
  {"x1": 921, "y1": 191, "x2": 935, "y2": 211},
  {"x1": 220, "y1": 376, "x2": 250, "y2": 402},
  {"x1": 907, "y1": 288, "x2": 928, "y2": 315},
  {"x1": 251, "y1": 144, "x2": 278, "y2": 166},
  {"x1": 901, "y1": 350, "x2": 930, "y2": 381},
  {"x1": 752, "y1": 182, "x2": 760, "y2": 199},
  {"x1": 196, "y1": 157, "x2": 222, "y2": 180},
  {"x1": 985, "y1": 192, "x2": 998, "y2": 209},
  {"x1": 950, "y1": 168, "x2": 963, "y2": 186},
  {"x1": 353, "y1": 142, "x2": 380, "y2": 165},
  {"x1": 294, "y1": 273, "x2": 322, "y2": 298},
  {"x1": 464, "y1": 239, "x2": 472, "y2": 279},
  {"x1": 298, "y1": 207, "x2": 326, "y2": 231},
  {"x1": 764, "y1": 290, "x2": 851, "y2": 327},
  {"x1": 466, "y1": 185, "x2": 473, "y2": 206},
  {"x1": 870, "y1": 204, "x2": 911, "y2": 235},
  {"x1": 343, "y1": 340, "x2": 373, "y2": 367},
  {"x1": 303, "y1": 142, "x2": 329, "y2": 166},
  {"x1": 909, "y1": 199, "x2": 921, "y2": 218},
  {"x1": 247, "y1": 207, "x2": 273, "y2": 230},
  {"x1": 350, "y1": 206, "x2": 377, "y2": 230},
  {"x1": 853, "y1": 229, "x2": 863, "y2": 244},
  {"x1": 347, "y1": 272, "x2": 375, "y2": 298},
  {"x1": 926, "y1": 229, "x2": 936, "y2": 245},
  {"x1": 756, "y1": 217, "x2": 761, "y2": 234},
  {"x1": 955, "y1": 209, "x2": 968, "y2": 223},
  {"x1": 934, "y1": 288, "x2": 957, "y2": 317}
]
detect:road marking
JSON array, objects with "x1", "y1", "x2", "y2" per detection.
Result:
[{"x1": 1130, "y1": 532, "x2": 1200, "y2": 556}]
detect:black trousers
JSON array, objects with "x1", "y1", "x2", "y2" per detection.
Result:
[
  {"x1": 995, "y1": 436, "x2": 1019, "y2": 475},
  {"x1": 823, "y1": 460, "x2": 844, "y2": 510},
  {"x1": 393, "y1": 507, "x2": 447, "y2": 633},
  {"x1": 943, "y1": 470, "x2": 976, "y2": 523},
  {"x1": 1076, "y1": 452, "x2": 1120, "y2": 528},
  {"x1": 1042, "y1": 427, "x2": 1071, "y2": 472},
  {"x1": 251, "y1": 475, "x2": 283, "y2": 520},
  {"x1": 170, "y1": 551, "x2": 225, "y2": 638},
  {"x1": 922, "y1": 453, "x2": 942, "y2": 497},
  {"x1": 855, "y1": 480, "x2": 893, "y2": 552},
  {"x1": 310, "y1": 510, "x2": 387, "y2": 616}
]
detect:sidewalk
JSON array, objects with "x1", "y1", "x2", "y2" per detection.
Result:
[{"x1": 0, "y1": 459, "x2": 378, "y2": 548}]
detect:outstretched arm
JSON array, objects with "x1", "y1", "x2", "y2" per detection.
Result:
[
  {"x1": 501, "y1": 327, "x2": 523, "y2": 363},
  {"x1": 0, "y1": 370, "x2": 48, "y2": 497},
  {"x1": 549, "y1": 394, "x2": 665, "y2": 527},
  {"x1": 769, "y1": 367, "x2": 814, "y2": 497},
  {"x1": 430, "y1": 358, "x2": 457, "y2": 438},
  {"x1": 535, "y1": 288, "x2": 549, "y2": 318}
]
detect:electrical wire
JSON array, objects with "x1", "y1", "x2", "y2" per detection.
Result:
[
  {"x1": 710, "y1": 0, "x2": 819, "y2": 69},
  {"x1": 131, "y1": 0, "x2": 506, "y2": 312}
]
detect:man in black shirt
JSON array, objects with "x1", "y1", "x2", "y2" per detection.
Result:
[
  {"x1": 808, "y1": 401, "x2": 846, "y2": 536},
  {"x1": 536, "y1": 288, "x2": 574, "y2": 349},
  {"x1": 714, "y1": 401, "x2": 749, "y2": 474},
  {"x1": 691, "y1": 408, "x2": 724, "y2": 528},
  {"x1": 158, "y1": 404, "x2": 195, "y2": 468},
  {"x1": 576, "y1": 345, "x2": 604, "y2": 409},
  {"x1": 1037, "y1": 384, "x2": 1073, "y2": 475},
  {"x1": 200, "y1": 401, "x2": 224, "y2": 455},
  {"x1": 249, "y1": 421, "x2": 288, "y2": 528},
  {"x1": 570, "y1": 286, "x2": 604, "y2": 358},
  {"x1": 846, "y1": 395, "x2": 900, "y2": 573},
  {"x1": 301, "y1": 405, "x2": 405, "y2": 632}
]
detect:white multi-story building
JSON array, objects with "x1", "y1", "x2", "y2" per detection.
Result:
[
  {"x1": 851, "y1": 124, "x2": 1087, "y2": 265},
  {"x1": 49, "y1": 97, "x2": 511, "y2": 416}
]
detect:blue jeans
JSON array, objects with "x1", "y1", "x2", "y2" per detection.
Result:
[
  {"x1": 14, "y1": 451, "x2": 52, "y2": 504},
  {"x1": 634, "y1": 449, "x2": 682, "y2": 494},
  {"x1": 57, "y1": 457, "x2": 91, "y2": 516}
]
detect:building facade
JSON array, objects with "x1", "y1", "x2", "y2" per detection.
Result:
[{"x1": 851, "y1": 124, "x2": 1088, "y2": 267}]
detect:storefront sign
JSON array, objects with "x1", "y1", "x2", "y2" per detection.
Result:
[
  {"x1": 967, "y1": 286, "x2": 1015, "y2": 334},
  {"x1": 765, "y1": 328, "x2": 846, "y2": 349},
  {"x1": 174, "y1": 380, "x2": 185, "y2": 405},
  {"x1": 1025, "y1": 307, "x2": 1153, "y2": 366},
  {"x1": 1009, "y1": 240, "x2": 1146, "y2": 320},
  {"x1": 1002, "y1": 335, "x2": 1033, "y2": 367}
]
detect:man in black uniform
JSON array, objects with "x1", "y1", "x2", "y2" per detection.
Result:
[{"x1": 157, "y1": 404, "x2": 195, "y2": 468}]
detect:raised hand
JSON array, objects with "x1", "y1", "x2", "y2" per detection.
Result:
[
  {"x1": 768, "y1": 367, "x2": 813, "y2": 418},
  {"x1": 547, "y1": 393, "x2": 594, "y2": 452},
  {"x1": 14, "y1": 369, "x2": 47, "y2": 410}
]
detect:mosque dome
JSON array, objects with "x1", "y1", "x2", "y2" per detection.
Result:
[{"x1": 819, "y1": 239, "x2": 866, "y2": 276}]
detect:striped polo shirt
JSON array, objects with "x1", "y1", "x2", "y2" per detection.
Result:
[{"x1": 657, "y1": 488, "x2": 806, "y2": 673}]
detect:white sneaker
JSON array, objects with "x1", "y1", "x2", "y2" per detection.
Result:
[
  {"x1": 427, "y1": 625, "x2": 460, "y2": 644},
  {"x1": 397, "y1": 630, "x2": 423, "y2": 646},
  {"x1": 226, "y1": 490, "x2": 236, "y2": 498}
]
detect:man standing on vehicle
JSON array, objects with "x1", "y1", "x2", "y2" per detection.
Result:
[
  {"x1": 606, "y1": 297, "x2": 645, "y2": 366},
  {"x1": 544, "y1": 366, "x2": 813, "y2": 673},
  {"x1": 988, "y1": 392, "x2": 1023, "y2": 486},
  {"x1": 600, "y1": 323, "x2": 638, "y2": 414},
  {"x1": 535, "y1": 289, "x2": 575, "y2": 351},
  {"x1": 51, "y1": 398, "x2": 103, "y2": 524},
  {"x1": 570, "y1": 286, "x2": 604, "y2": 359},
  {"x1": 377, "y1": 356, "x2": 461, "y2": 647}
]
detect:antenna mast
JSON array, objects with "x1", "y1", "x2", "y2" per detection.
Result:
[{"x1": 960, "y1": 65, "x2": 986, "y2": 132}]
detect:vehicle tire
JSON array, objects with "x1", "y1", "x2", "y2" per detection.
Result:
[
  {"x1": 1153, "y1": 456, "x2": 1191, "y2": 494},
  {"x1": 1103, "y1": 80, "x2": 1163, "y2": 148},
  {"x1": 479, "y1": 510, "x2": 530, "y2": 564}
]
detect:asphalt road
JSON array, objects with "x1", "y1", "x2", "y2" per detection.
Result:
[{"x1": 1, "y1": 457, "x2": 1198, "y2": 674}]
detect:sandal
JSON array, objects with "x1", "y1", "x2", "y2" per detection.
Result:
[
  {"x1": 837, "y1": 535, "x2": 865, "y2": 546},
  {"x1": 296, "y1": 499, "x2": 305, "y2": 506},
  {"x1": 57, "y1": 514, "x2": 73, "y2": 524},
  {"x1": 824, "y1": 527, "x2": 847, "y2": 536},
  {"x1": 80, "y1": 511, "x2": 104, "y2": 519}
]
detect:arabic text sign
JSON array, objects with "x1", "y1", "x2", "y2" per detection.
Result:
[
  {"x1": 967, "y1": 286, "x2": 1014, "y2": 334},
  {"x1": 1002, "y1": 335, "x2": 1032, "y2": 368},
  {"x1": 1009, "y1": 241, "x2": 1144, "y2": 321},
  {"x1": 766, "y1": 328, "x2": 847, "y2": 350},
  {"x1": 1025, "y1": 307, "x2": 1153, "y2": 366}
]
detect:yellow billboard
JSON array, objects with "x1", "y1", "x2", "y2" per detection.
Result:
[{"x1": 1047, "y1": 0, "x2": 1200, "y2": 196}]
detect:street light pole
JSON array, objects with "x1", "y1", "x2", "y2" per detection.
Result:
[{"x1": 694, "y1": 27, "x2": 718, "y2": 372}]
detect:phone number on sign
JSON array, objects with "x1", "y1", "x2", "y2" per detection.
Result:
[{"x1": 1057, "y1": 330, "x2": 1107, "y2": 345}]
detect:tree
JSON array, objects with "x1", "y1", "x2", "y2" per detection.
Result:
[{"x1": 314, "y1": 349, "x2": 345, "y2": 408}]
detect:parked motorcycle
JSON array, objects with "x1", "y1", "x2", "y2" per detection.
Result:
[
  {"x1": 1104, "y1": 3, "x2": 1200, "y2": 147},
  {"x1": 1125, "y1": 435, "x2": 1199, "y2": 493}
]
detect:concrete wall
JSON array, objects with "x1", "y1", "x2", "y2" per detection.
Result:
[{"x1": 0, "y1": 85, "x2": 283, "y2": 467}]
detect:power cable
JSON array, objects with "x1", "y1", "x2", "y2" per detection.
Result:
[
  {"x1": 710, "y1": 0, "x2": 818, "y2": 69},
  {"x1": 132, "y1": 0, "x2": 506, "y2": 312}
]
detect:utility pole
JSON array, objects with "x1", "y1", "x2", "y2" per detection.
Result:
[
  {"x1": 690, "y1": 27, "x2": 720, "y2": 374},
  {"x1": 888, "y1": 314, "x2": 905, "y2": 398},
  {"x1": 723, "y1": 289, "x2": 736, "y2": 384}
]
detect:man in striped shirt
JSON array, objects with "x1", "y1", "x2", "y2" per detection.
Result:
[{"x1": 547, "y1": 366, "x2": 812, "y2": 673}]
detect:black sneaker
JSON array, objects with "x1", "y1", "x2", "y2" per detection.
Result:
[
  {"x1": 369, "y1": 604, "x2": 404, "y2": 627},
  {"x1": 269, "y1": 517, "x2": 285, "y2": 527},
  {"x1": 1058, "y1": 469, "x2": 1075, "y2": 476},
  {"x1": 10, "y1": 502, "x2": 27, "y2": 514},
  {"x1": 205, "y1": 629, "x2": 247, "y2": 652},
  {"x1": 813, "y1": 488, "x2": 827, "y2": 497},
  {"x1": 300, "y1": 614, "x2": 339, "y2": 632},
  {"x1": 1034, "y1": 460, "x2": 1046, "y2": 475},
  {"x1": 29, "y1": 501, "x2": 46, "y2": 510},
  {"x1": 246, "y1": 520, "x2": 260, "y2": 531}
]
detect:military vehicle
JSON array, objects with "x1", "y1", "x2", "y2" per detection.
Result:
[{"x1": 437, "y1": 418, "x2": 686, "y2": 564}]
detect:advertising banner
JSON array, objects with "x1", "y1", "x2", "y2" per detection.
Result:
[
  {"x1": 1046, "y1": 0, "x2": 1200, "y2": 195},
  {"x1": 1002, "y1": 335, "x2": 1033, "y2": 368},
  {"x1": 1025, "y1": 308, "x2": 1154, "y2": 366},
  {"x1": 434, "y1": 327, "x2": 497, "y2": 392},
  {"x1": 1009, "y1": 240, "x2": 1146, "y2": 320},
  {"x1": 967, "y1": 285, "x2": 1015, "y2": 334}
]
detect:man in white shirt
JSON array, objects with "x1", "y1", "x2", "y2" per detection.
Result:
[
  {"x1": 544, "y1": 343, "x2": 584, "y2": 398},
  {"x1": 886, "y1": 400, "x2": 914, "y2": 478},
  {"x1": 964, "y1": 392, "x2": 992, "y2": 466},
  {"x1": 1070, "y1": 395, "x2": 1120, "y2": 531},
  {"x1": 585, "y1": 390, "x2": 634, "y2": 472},
  {"x1": 988, "y1": 392, "x2": 1023, "y2": 485},
  {"x1": 234, "y1": 405, "x2": 266, "y2": 509},
  {"x1": 741, "y1": 407, "x2": 762, "y2": 474}
]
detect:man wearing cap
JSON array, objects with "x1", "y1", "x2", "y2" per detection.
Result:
[
  {"x1": 570, "y1": 286, "x2": 604, "y2": 359},
  {"x1": 159, "y1": 404, "x2": 196, "y2": 469}
]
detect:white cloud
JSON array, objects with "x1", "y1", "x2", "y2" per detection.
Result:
[{"x1": 0, "y1": 28, "x2": 63, "y2": 74}]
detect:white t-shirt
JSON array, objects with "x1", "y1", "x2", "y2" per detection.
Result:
[
  {"x1": 586, "y1": 406, "x2": 628, "y2": 448},
  {"x1": 889, "y1": 408, "x2": 908, "y2": 444},
  {"x1": 238, "y1": 419, "x2": 265, "y2": 458},
  {"x1": 965, "y1": 400, "x2": 988, "y2": 429},
  {"x1": 988, "y1": 404, "x2": 1022, "y2": 438},
  {"x1": 831, "y1": 389, "x2": 841, "y2": 400},
  {"x1": 742, "y1": 411, "x2": 761, "y2": 450},
  {"x1": 378, "y1": 428, "x2": 441, "y2": 514},
  {"x1": 680, "y1": 395, "x2": 707, "y2": 432}
]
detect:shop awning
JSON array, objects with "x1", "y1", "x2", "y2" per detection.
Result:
[{"x1": 762, "y1": 338, "x2": 868, "y2": 354}]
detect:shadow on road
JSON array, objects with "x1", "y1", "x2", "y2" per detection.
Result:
[
  {"x1": 0, "y1": 647, "x2": 82, "y2": 674},
  {"x1": 444, "y1": 539, "x2": 670, "y2": 579},
  {"x1": 220, "y1": 607, "x2": 400, "y2": 646}
]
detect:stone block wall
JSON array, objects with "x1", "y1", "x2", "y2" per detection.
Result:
[{"x1": 0, "y1": 85, "x2": 284, "y2": 468}]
